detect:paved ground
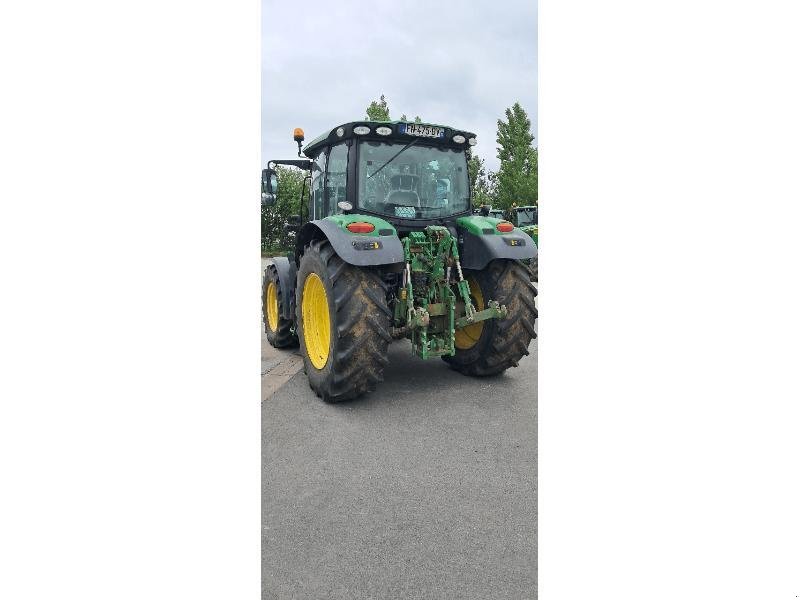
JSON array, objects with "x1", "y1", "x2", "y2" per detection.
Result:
[{"x1": 261, "y1": 261, "x2": 537, "y2": 600}]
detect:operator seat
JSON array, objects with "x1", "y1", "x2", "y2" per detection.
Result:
[{"x1": 387, "y1": 174, "x2": 421, "y2": 207}]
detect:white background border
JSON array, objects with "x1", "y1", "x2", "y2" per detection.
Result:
[{"x1": 1, "y1": 1, "x2": 798, "y2": 598}]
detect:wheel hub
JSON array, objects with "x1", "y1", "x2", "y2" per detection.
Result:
[{"x1": 301, "y1": 273, "x2": 331, "y2": 370}]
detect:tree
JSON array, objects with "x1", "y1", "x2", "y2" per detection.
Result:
[
  {"x1": 400, "y1": 113, "x2": 422, "y2": 123},
  {"x1": 261, "y1": 166, "x2": 308, "y2": 252},
  {"x1": 467, "y1": 152, "x2": 495, "y2": 208},
  {"x1": 366, "y1": 94, "x2": 390, "y2": 121},
  {"x1": 494, "y1": 102, "x2": 537, "y2": 208}
]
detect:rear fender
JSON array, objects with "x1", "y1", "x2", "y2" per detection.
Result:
[
  {"x1": 456, "y1": 215, "x2": 537, "y2": 270},
  {"x1": 295, "y1": 215, "x2": 404, "y2": 267}
]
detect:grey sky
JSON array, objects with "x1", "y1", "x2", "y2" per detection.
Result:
[{"x1": 262, "y1": 0, "x2": 537, "y2": 173}]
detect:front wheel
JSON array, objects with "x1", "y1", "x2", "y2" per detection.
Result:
[
  {"x1": 263, "y1": 266, "x2": 297, "y2": 348},
  {"x1": 295, "y1": 239, "x2": 392, "y2": 402},
  {"x1": 443, "y1": 260, "x2": 537, "y2": 376}
]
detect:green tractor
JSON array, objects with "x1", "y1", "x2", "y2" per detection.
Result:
[
  {"x1": 506, "y1": 204, "x2": 538, "y2": 281},
  {"x1": 262, "y1": 121, "x2": 538, "y2": 402}
]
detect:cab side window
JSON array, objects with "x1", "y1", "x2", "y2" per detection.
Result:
[
  {"x1": 326, "y1": 143, "x2": 349, "y2": 215},
  {"x1": 310, "y1": 150, "x2": 327, "y2": 220}
]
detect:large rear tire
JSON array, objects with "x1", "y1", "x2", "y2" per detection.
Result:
[
  {"x1": 263, "y1": 265, "x2": 297, "y2": 348},
  {"x1": 443, "y1": 260, "x2": 537, "y2": 376},
  {"x1": 295, "y1": 239, "x2": 392, "y2": 402}
]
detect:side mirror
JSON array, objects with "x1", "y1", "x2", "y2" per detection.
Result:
[{"x1": 261, "y1": 168, "x2": 278, "y2": 206}]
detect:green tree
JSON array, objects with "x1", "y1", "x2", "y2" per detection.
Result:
[
  {"x1": 366, "y1": 94, "x2": 390, "y2": 121},
  {"x1": 467, "y1": 152, "x2": 495, "y2": 208},
  {"x1": 261, "y1": 166, "x2": 308, "y2": 253},
  {"x1": 494, "y1": 102, "x2": 537, "y2": 208},
  {"x1": 399, "y1": 114, "x2": 422, "y2": 123}
]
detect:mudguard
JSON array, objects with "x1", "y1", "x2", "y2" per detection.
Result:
[
  {"x1": 457, "y1": 215, "x2": 537, "y2": 270},
  {"x1": 264, "y1": 255, "x2": 296, "y2": 320},
  {"x1": 296, "y1": 215, "x2": 405, "y2": 267}
]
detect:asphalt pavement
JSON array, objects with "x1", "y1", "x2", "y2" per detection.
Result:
[{"x1": 261, "y1": 263, "x2": 537, "y2": 600}]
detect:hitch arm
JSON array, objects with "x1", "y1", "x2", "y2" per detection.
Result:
[{"x1": 454, "y1": 300, "x2": 508, "y2": 329}]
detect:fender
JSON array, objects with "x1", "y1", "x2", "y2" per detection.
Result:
[
  {"x1": 264, "y1": 256, "x2": 296, "y2": 320},
  {"x1": 296, "y1": 215, "x2": 404, "y2": 267},
  {"x1": 457, "y1": 215, "x2": 537, "y2": 270}
]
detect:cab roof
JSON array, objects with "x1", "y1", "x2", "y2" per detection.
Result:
[{"x1": 302, "y1": 120, "x2": 477, "y2": 158}]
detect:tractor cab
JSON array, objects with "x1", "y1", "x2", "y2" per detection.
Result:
[
  {"x1": 263, "y1": 120, "x2": 476, "y2": 230},
  {"x1": 488, "y1": 208, "x2": 505, "y2": 220},
  {"x1": 507, "y1": 205, "x2": 537, "y2": 227}
]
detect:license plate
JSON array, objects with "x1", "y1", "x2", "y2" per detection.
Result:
[{"x1": 400, "y1": 123, "x2": 445, "y2": 138}]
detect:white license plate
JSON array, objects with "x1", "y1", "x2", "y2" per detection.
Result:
[{"x1": 401, "y1": 123, "x2": 444, "y2": 138}]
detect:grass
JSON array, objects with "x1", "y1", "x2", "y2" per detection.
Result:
[{"x1": 261, "y1": 248, "x2": 290, "y2": 258}]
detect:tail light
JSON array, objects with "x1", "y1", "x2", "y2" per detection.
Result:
[
  {"x1": 496, "y1": 222, "x2": 514, "y2": 233},
  {"x1": 346, "y1": 222, "x2": 375, "y2": 234}
]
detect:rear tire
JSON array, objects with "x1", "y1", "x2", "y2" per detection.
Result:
[
  {"x1": 443, "y1": 260, "x2": 537, "y2": 376},
  {"x1": 263, "y1": 266, "x2": 297, "y2": 348},
  {"x1": 296, "y1": 239, "x2": 392, "y2": 402}
]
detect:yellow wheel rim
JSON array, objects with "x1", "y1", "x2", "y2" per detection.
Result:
[
  {"x1": 301, "y1": 273, "x2": 331, "y2": 370},
  {"x1": 266, "y1": 281, "x2": 279, "y2": 332},
  {"x1": 454, "y1": 277, "x2": 485, "y2": 350}
]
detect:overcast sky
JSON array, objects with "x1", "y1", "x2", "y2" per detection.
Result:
[{"x1": 262, "y1": 0, "x2": 537, "y2": 173}]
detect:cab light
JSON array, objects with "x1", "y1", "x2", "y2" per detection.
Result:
[
  {"x1": 346, "y1": 221, "x2": 375, "y2": 233},
  {"x1": 376, "y1": 126, "x2": 392, "y2": 136},
  {"x1": 353, "y1": 126, "x2": 371, "y2": 135},
  {"x1": 452, "y1": 134, "x2": 466, "y2": 143},
  {"x1": 496, "y1": 221, "x2": 514, "y2": 233},
  {"x1": 468, "y1": 137, "x2": 477, "y2": 146}
]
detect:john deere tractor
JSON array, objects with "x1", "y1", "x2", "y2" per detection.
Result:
[
  {"x1": 262, "y1": 121, "x2": 538, "y2": 402},
  {"x1": 506, "y1": 204, "x2": 538, "y2": 281}
]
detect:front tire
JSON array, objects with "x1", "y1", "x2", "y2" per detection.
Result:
[
  {"x1": 443, "y1": 260, "x2": 537, "y2": 376},
  {"x1": 263, "y1": 266, "x2": 297, "y2": 348},
  {"x1": 295, "y1": 239, "x2": 392, "y2": 402}
]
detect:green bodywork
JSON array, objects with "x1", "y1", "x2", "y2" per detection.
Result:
[
  {"x1": 394, "y1": 226, "x2": 507, "y2": 360},
  {"x1": 323, "y1": 213, "x2": 397, "y2": 237},
  {"x1": 458, "y1": 214, "x2": 529, "y2": 238},
  {"x1": 456, "y1": 215, "x2": 505, "y2": 235}
]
